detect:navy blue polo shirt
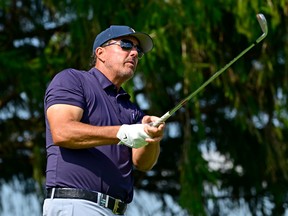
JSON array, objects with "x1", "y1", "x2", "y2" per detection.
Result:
[{"x1": 44, "y1": 68, "x2": 145, "y2": 203}]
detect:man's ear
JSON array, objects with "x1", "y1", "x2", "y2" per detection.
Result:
[{"x1": 96, "y1": 47, "x2": 105, "y2": 62}]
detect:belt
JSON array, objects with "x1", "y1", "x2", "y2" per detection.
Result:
[{"x1": 46, "y1": 188, "x2": 127, "y2": 215}]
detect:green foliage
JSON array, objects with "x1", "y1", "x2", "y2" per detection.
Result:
[{"x1": 1, "y1": 0, "x2": 288, "y2": 215}]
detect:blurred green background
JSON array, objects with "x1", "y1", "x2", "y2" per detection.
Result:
[{"x1": 1, "y1": 0, "x2": 288, "y2": 215}]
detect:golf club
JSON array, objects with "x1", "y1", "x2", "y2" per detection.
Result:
[{"x1": 152, "y1": 13, "x2": 268, "y2": 127}]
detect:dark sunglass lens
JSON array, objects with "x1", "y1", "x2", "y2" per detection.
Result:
[
  {"x1": 120, "y1": 40, "x2": 144, "y2": 58},
  {"x1": 120, "y1": 40, "x2": 133, "y2": 50},
  {"x1": 136, "y1": 47, "x2": 144, "y2": 58}
]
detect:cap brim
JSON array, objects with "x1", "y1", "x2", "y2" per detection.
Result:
[{"x1": 130, "y1": 32, "x2": 153, "y2": 53}]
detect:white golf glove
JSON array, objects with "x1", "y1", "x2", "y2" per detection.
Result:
[{"x1": 117, "y1": 124, "x2": 150, "y2": 148}]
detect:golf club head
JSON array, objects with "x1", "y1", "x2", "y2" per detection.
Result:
[{"x1": 256, "y1": 13, "x2": 268, "y2": 42}]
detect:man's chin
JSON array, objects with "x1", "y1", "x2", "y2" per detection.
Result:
[{"x1": 120, "y1": 71, "x2": 134, "y2": 81}]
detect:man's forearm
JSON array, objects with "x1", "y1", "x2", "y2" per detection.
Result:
[
  {"x1": 51, "y1": 121, "x2": 120, "y2": 149},
  {"x1": 132, "y1": 142, "x2": 160, "y2": 172}
]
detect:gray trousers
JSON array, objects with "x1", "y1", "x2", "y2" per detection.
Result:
[{"x1": 43, "y1": 198, "x2": 125, "y2": 216}]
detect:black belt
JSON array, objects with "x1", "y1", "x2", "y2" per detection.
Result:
[{"x1": 46, "y1": 188, "x2": 127, "y2": 215}]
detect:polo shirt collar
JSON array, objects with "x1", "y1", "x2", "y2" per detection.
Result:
[{"x1": 89, "y1": 68, "x2": 130, "y2": 98}]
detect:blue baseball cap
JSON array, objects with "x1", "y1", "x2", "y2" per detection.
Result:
[{"x1": 92, "y1": 25, "x2": 153, "y2": 54}]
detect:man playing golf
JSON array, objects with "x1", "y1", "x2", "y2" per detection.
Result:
[{"x1": 43, "y1": 25, "x2": 165, "y2": 215}]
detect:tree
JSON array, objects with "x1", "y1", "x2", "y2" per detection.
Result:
[{"x1": 0, "y1": 0, "x2": 288, "y2": 215}]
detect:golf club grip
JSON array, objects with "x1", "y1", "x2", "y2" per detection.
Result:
[{"x1": 151, "y1": 112, "x2": 171, "y2": 127}]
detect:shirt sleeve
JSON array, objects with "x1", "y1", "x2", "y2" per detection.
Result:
[
  {"x1": 44, "y1": 69, "x2": 86, "y2": 111},
  {"x1": 134, "y1": 107, "x2": 145, "y2": 124}
]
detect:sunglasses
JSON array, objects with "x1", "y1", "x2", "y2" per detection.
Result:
[{"x1": 102, "y1": 39, "x2": 144, "y2": 59}]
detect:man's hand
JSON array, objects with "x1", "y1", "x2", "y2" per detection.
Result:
[
  {"x1": 117, "y1": 124, "x2": 150, "y2": 148},
  {"x1": 142, "y1": 116, "x2": 165, "y2": 144},
  {"x1": 117, "y1": 116, "x2": 165, "y2": 149},
  {"x1": 131, "y1": 116, "x2": 165, "y2": 171}
]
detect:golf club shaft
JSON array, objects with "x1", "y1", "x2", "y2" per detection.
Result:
[{"x1": 152, "y1": 14, "x2": 268, "y2": 127}]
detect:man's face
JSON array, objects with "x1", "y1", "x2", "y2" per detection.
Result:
[{"x1": 99, "y1": 36, "x2": 141, "y2": 83}]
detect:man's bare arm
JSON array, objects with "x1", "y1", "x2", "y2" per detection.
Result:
[
  {"x1": 47, "y1": 104, "x2": 120, "y2": 149},
  {"x1": 132, "y1": 116, "x2": 165, "y2": 172}
]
